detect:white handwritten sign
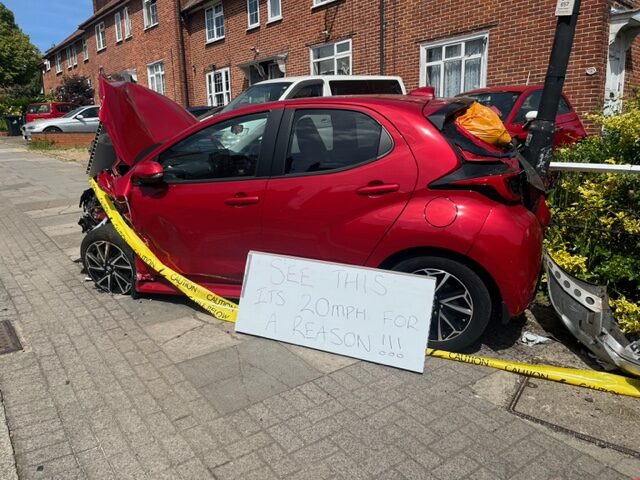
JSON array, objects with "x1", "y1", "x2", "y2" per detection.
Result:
[
  {"x1": 236, "y1": 252, "x2": 435, "y2": 373},
  {"x1": 555, "y1": 0, "x2": 575, "y2": 16}
]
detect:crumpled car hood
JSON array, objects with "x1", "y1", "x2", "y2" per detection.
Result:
[{"x1": 98, "y1": 75, "x2": 196, "y2": 165}]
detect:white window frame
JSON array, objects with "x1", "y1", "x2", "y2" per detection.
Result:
[
  {"x1": 143, "y1": 0, "x2": 158, "y2": 29},
  {"x1": 44, "y1": 59, "x2": 51, "y2": 72},
  {"x1": 268, "y1": 0, "x2": 282, "y2": 22},
  {"x1": 123, "y1": 7, "x2": 132, "y2": 38},
  {"x1": 313, "y1": 0, "x2": 338, "y2": 7},
  {"x1": 71, "y1": 44, "x2": 78, "y2": 66},
  {"x1": 205, "y1": 3, "x2": 225, "y2": 43},
  {"x1": 247, "y1": 0, "x2": 259, "y2": 29},
  {"x1": 147, "y1": 61, "x2": 165, "y2": 95},
  {"x1": 419, "y1": 32, "x2": 489, "y2": 97},
  {"x1": 115, "y1": 12, "x2": 123, "y2": 42},
  {"x1": 95, "y1": 22, "x2": 106, "y2": 51},
  {"x1": 206, "y1": 68, "x2": 231, "y2": 107},
  {"x1": 310, "y1": 39, "x2": 352, "y2": 75},
  {"x1": 82, "y1": 38, "x2": 89, "y2": 61},
  {"x1": 55, "y1": 53, "x2": 62, "y2": 73},
  {"x1": 66, "y1": 47, "x2": 73, "y2": 68}
]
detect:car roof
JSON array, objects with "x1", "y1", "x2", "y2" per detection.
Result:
[
  {"x1": 462, "y1": 85, "x2": 542, "y2": 95},
  {"x1": 250, "y1": 75, "x2": 405, "y2": 85}
]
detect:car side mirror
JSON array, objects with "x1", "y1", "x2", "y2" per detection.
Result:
[
  {"x1": 76, "y1": 114, "x2": 84, "y2": 120},
  {"x1": 525, "y1": 110, "x2": 538, "y2": 121},
  {"x1": 132, "y1": 161, "x2": 164, "y2": 184}
]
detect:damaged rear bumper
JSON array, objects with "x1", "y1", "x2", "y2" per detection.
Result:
[{"x1": 544, "y1": 252, "x2": 640, "y2": 377}]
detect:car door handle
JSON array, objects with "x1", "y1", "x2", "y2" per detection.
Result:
[
  {"x1": 224, "y1": 195, "x2": 260, "y2": 206},
  {"x1": 356, "y1": 183, "x2": 400, "y2": 196}
]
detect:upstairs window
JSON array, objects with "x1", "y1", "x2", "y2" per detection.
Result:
[
  {"x1": 55, "y1": 53, "x2": 62, "y2": 73},
  {"x1": 313, "y1": 0, "x2": 337, "y2": 6},
  {"x1": 311, "y1": 39, "x2": 351, "y2": 75},
  {"x1": 96, "y1": 22, "x2": 106, "y2": 51},
  {"x1": 44, "y1": 59, "x2": 51, "y2": 71},
  {"x1": 71, "y1": 44, "x2": 77, "y2": 66},
  {"x1": 66, "y1": 47, "x2": 73, "y2": 68},
  {"x1": 82, "y1": 38, "x2": 89, "y2": 61},
  {"x1": 115, "y1": 12, "x2": 123, "y2": 42},
  {"x1": 143, "y1": 0, "x2": 158, "y2": 29},
  {"x1": 247, "y1": 0, "x2": 259, "y2": 28},
  {"x1": 421, "y1": 34, "x2": 488, "y2": 97},
  {"x1": 205, "y1": 4, "x2": 224, "y2": 42},
  {"x1": 268, "y1": 0, "x2": 281, "y2": 21},
  {"x1": 123, "y1": 7, "x2": 132, "y2": 38}
]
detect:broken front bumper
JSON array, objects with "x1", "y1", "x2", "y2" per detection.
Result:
[{"x1": 544, "y1": 252, "x2": 640, "y2": 377}]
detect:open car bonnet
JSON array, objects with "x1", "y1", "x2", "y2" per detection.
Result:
[{"x1": 98, "y1": 75, "x2": 196, "y2": 166}]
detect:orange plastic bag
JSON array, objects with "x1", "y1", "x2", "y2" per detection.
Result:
[{"x1": 455, "y1": 102, "x2": 512, "y2": 147}]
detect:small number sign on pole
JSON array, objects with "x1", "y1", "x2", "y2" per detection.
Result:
[
  {"x1": 236, "y1": 252, "x2": 435, "y2": 373},
  {"x1": 555, "y1": 0, "x2": 575, "y2": 16}
]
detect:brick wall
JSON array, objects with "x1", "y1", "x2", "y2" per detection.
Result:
[
  {"x1": 31, "y1": 132, "x2": 95, "y2": 149},
  {"x1": 182, "y1": 0, "x2": 383, "y2": 105},
  {"x1": 625, "y1": 36, "x2": 640, "y2": 97},
  {"x1": 42, "y1": 0, "x2": 187, "y2": 106}
]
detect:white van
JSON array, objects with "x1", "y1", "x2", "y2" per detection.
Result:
[{"x1": 221, "y1": 75, "x2": 406, "y2": 113}]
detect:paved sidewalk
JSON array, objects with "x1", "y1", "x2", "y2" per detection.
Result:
[{"x1": 0, "y1": 138, "x2": 637, "y2": 479}]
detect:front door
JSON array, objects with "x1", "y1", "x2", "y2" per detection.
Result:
[
  {"x1": 261, "y1": 105, "x2": 418, "y2": 265},
  {"x1": 129, "y1": 109, "x2": 279, "y2": 284}
]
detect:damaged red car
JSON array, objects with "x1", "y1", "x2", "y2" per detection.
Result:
[{"x1": 79, "y1": 76, "x2": 549, "y2": 351}]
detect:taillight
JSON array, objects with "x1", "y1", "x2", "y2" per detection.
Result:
[{"x1": 430, "y1": 162, "x2": 524, "y2": 204}]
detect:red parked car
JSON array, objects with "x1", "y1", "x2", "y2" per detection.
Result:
[
  {"x1": 459, "y1": 85, "x2": 587, "y2": 146},
  {"x1": 79, "y1": 78, "x2": 549, "y2": 351},
  {"x1": 25, "y1": 102, "x2": 78, "y2": 124}
]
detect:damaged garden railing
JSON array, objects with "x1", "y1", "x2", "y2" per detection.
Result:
[{"x1": 544, "y1": 163, "x2": 640, "y2": 376}]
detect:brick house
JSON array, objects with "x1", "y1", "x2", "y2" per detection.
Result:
[{"x1": 42, "y1": 0, "x2": 640, "y2": 122}]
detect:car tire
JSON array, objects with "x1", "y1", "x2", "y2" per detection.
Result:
[
  {"x1": 81, "y1": 223, "x2": 136, "y2": 295},
  {"x1": 391, "y1": 255, "x2": 492, "y2": 352},
  {"x1": 43, "y1": 126, "x2": 62, "y2": 133}
]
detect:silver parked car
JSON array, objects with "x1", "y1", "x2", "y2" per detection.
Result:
[{"x1": 22, "y1": 105, "x2": 100, "y2": 140}]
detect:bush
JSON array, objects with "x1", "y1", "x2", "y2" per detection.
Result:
[
  {"x1": 546, "y1": 92, "x2": 640, "y2": 335},
  {"x1": 55, "y1": 75, "x2": 94, "y2": 105}
]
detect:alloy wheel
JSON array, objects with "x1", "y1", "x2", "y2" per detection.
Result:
[
  {"x1": 84, "y1": 240, "x2": 134, "y2": 294},
  {"x1": 412, "y1": 268, "x2": 474, "y2": 342}
]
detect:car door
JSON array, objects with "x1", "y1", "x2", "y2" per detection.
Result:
[
  {"x1": 75, "y1": 107, "x2": 100, "y2": 132},
  {"x1": 261, "y1": 105, "x2": 418, "y2": 265},
  {"x1": 128, "y1": 108, "x2": 281, "y2": 285}
]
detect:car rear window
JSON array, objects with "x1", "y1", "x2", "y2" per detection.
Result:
[
  {"x1": 463, "y1": 92, "x2": 520, "y2": 120},
  {"x1": 329, "y1": 79, "x2": 403, "y2": 95},
  {"x1": 513, "y1": 90, "x2": 572, "y2": 124},
  {"x1": 57, "y1": 104, "x2": 75, "y2": 113}
]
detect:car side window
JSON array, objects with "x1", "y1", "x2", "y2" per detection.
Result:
[
  {"x1": 514, "y1": 91, "x2": 572, "y2": 123},
  {"x1": 158, "y1": 112, "x2": 269, "y2": 182},
  {"x1": 81, "y1": 108, "x2": 99, "y2": 119},
  {"x1": 38, "y1": 104, "x2": 51, "y2": 113},
  {"x1": 285, "y1": 109, "x2": 392, "y2": 174},
  {"x1": 57, "y1": 105, "x2": 73, "y2": 113},
  {"x1": 290, "y1": 82, "x2": 323, "y2": 99}
]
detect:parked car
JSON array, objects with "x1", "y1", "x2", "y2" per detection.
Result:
[
  {"x1": 22, "y1": 105, "x2": 101, "y2": 140},
  {"x1": 79, "y1": 78, "x2": 549, "y2": 352},
  {"x1": 25, "y1": 102, "x2": 78, "y2": 124},
  {"x1": 458, "y1": 85, "x2": 587, "y2": 146},
  {"x1": 217, "y1": 75, "x2": 406, "y2": 114}
]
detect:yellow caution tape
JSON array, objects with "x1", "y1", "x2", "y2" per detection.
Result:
[
  {"x1": 427, "y1": 349, "x2": 640, "y2": 398},
  {"x1": 89, "y1": 178, "x2": 238, "y2": 322},
  {"x1": 90, "y1": 179, "x2": 640, "y2": 398}
]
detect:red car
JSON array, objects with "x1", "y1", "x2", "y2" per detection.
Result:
[
  {"x1": 25, "y1": 102, "x2": 78, "y2": 124},
  {"x1": 460, "y1": 85, "x2": 587, "y2": 146},
  {"x1": 79, "y1": 78, "x2": 549, "y2": 351}
]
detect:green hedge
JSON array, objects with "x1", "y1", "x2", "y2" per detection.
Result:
[{"x1": 546, "y1": 93, "x2": 640, "y2": 335}]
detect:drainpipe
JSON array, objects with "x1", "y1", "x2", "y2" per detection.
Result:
[
  {"x1": 379, "y1": 0, "x2": 385, "y2": 75},
  {"x1": 175, "y1": 4, "x2": 190, "y2": 107},
  {"x1": 521, "y1": 0, "x2": 582, "y2": 176}
]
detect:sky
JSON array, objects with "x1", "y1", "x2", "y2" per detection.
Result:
[{"x1": 2, "y1": 0, "x2": 94, "y2": 53}]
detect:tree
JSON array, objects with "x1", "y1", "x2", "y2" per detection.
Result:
[
  {"x1": 55, "y1": 75, "x2": 95, "y2": 105},
  {"x1": 0, "y1": 3, "x2": 41, "y2": 88}
]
